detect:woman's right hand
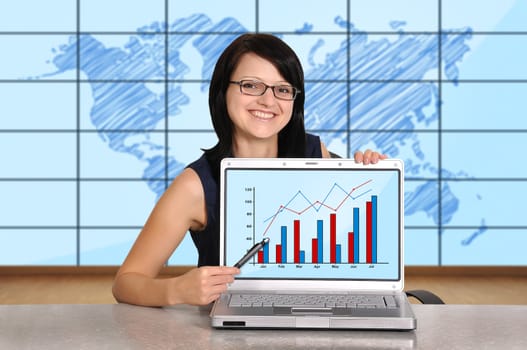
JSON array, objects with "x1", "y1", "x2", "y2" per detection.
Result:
[{"x1": 172, "y1": 266, "x2": 240, "y2": 305}]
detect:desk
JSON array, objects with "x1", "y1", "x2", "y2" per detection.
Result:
[{"x1": 0, "y1": 304, "x2": 526, "y2": 349}]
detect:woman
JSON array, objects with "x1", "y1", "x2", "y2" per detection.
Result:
[{"x1": 112, "y1": 33, "x2": 386, "y2": 307}]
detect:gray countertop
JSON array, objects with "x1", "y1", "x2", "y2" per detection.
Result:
[{"x1": 1, "y1": 303, "x2": 526, "y2": 349}]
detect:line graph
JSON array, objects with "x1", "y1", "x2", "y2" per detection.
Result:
[
  {"x1": 262, "y1": 179, "x2": 373, "y2": 236},
  {"x1": 250, "y1": 178, "x2": 387, "y2": 265}
]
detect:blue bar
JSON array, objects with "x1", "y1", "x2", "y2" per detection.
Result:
[
  {"x1": 353, "y1": 208, "x2": 360, "y2": 263},
  {"x1": 299, "y1": 251, "x2": 305, "y2": 264},
  {"x1": 263, "y1": 241, "x2": 269, "y2": 264},
  {"x1": 317, "y1": 219, "x2": 324, "y2": 263},
  {"x1": 336, "y1": 244, "x2": 341, "y2": 264},
  {"x1": 281, "y1": 226, "x2": 287, "y2": 263},
  {"x1": 372, "y1": 195, "x2": 378, "y2": 263}
]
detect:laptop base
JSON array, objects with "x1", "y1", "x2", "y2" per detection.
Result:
[{"x1": 211, "y1": 291, "x2": 416, "y2": 330}]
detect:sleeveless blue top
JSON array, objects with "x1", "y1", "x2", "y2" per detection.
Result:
[{"x1": 187, "y1": 133, "x2": 322, "y2": 266}]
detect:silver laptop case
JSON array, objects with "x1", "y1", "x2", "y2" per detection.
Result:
[{"x1": 211, "y1": 158, "x2": 416, "y2": 330}]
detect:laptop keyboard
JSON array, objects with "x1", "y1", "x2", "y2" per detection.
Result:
[{"x1": 229, "y1": 294, "x2": 398, "y2": 309}]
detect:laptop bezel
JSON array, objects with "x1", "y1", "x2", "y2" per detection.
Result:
[{"x1": 219, "y1": 158, "x2": 405, "y2": 292}]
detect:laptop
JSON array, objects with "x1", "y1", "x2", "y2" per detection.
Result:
[{"x1": 210, "y1": 157, "x2": 416, "y2": 330}]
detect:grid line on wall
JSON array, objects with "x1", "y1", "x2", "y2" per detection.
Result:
[{"x1": 75, "y1": 0, "x2": 81, "y2": 265}]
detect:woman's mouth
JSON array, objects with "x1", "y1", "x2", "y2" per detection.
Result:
[{"x1": 250, "y1": 110, "x2": 275, "y2": 120}]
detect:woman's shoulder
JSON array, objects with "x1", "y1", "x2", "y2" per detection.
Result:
[
  {"x1": 305, "y1": 133, "x2": 331, "y2": 158},
  {"x1": 187, "y1": 154, "x2": 210, "y2": 172},
  {"x1": 186, "y1": 154, "x2": 218, "y2": 190},
  {"x1": 305, "y1": 133, "x2": 319, "y2": 142},
  {"x1": 167, "y1": 166, "x2": 204, "y2": 199}
]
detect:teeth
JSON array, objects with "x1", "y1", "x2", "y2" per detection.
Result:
[{"x1": 252, "y1": 111, "x2": 274, "y2": 119}]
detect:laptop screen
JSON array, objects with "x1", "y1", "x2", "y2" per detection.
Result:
[{"x1": 220, "y1": 158, "x2": 403, "y2": 283}]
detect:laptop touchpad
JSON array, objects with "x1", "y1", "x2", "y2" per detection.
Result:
[{"x1": 274, "y1": 307, "x2": 334, "y2": 315}]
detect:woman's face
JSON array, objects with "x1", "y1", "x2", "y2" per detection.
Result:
[{"x1": 226, "y1": 53, "x2": 294, "y2": 144}]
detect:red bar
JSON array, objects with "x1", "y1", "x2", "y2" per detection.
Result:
[
  {"x1": 276, "y1": 245, "x2": 282, "y2": 264},
  {"x1": 258, "y1": 250, "x2": 264, "y2": 264},
  {"x1": 312, "y1": 238, "x2": 318, "y2": 263},
  {"x1": 294, "y1": 220, "x2": 300, "y2": 264},
  {"x1": 366, "y1": 201, "x2": 372, "y2": 263},
  {"x1": 348, "y1": 232, "x2": 354, "y2": 263},
  {"x1": 330, "y1": 213, "x2": 336, "y2": 263}
]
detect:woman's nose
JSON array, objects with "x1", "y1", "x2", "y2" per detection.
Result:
[{"x1": 256, "y1": 86, "x2": 276, "y2": 105}]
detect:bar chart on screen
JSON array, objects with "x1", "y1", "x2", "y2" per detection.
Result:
[
  {"x1": 257, "y1": 182, "x2": 383, "y2": 265},
  {"x1": 224, "y1": 168, "x2": 401, "y2": 279}
]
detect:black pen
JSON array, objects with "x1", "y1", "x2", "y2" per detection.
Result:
[{"x1": 233, "y1": 237, "x2": 270, "y2": 268}]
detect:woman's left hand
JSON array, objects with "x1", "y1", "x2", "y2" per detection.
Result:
[{"x1": 353, "y1": 149, "x2": 388, "y2": 165}]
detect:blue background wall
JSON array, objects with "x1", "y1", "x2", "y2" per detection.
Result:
[{"x1": 0, "y1": 0, "x2": 526, "y2": 266}]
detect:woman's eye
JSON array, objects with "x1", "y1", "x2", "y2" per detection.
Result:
[{"x1": 242, "y1": 82, "x2": 258, "y2": 89}]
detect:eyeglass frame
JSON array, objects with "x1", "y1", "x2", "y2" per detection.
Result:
[{"x1": 229, "y1": 80, "x2": 301, "y2": 101}]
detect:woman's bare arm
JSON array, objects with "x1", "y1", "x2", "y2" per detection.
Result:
[{"x1": 112, "y1": 168, "x2": 239, "y2": 306}]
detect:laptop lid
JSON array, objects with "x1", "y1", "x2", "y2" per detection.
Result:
[{"x1": 219, "y1": 158, "x2": 404, "y2": 293}]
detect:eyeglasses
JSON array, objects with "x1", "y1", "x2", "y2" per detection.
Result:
[{"x1": 229, "y1": 80, "x2": 300, "y2": 101}]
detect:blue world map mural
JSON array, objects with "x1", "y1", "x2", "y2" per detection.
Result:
[{"x1": 1, "y1": 1, "x2": 526, "y2": 266}]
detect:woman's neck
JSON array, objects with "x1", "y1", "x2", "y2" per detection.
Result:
[{"x1": 232, "y1": 136, "x2": 278, "y2": 158}]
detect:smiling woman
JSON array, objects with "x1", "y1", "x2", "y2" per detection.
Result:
[{"x1": 111, "y1": 33, "x2": 386, "y2": 308}]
